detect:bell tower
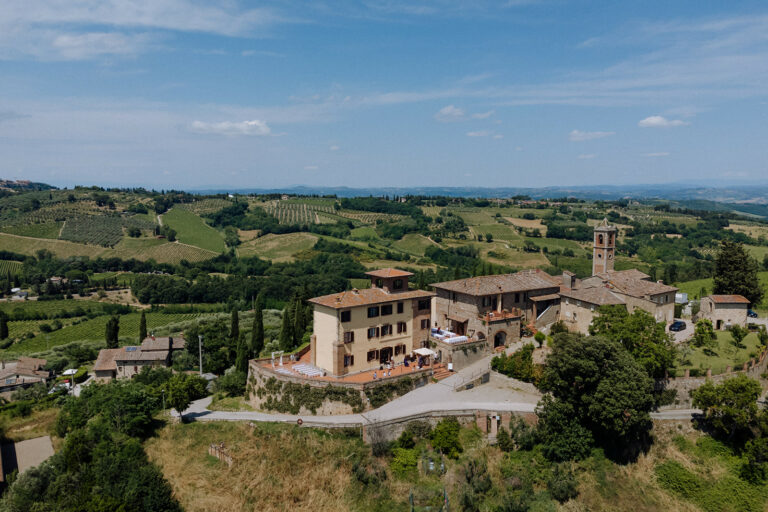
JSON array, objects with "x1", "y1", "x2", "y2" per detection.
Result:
[{"x1": 592, "y1": 218, "x2": 617, "y2": 276}]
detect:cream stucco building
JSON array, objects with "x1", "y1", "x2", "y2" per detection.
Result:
[{"x1": 308, "y1": 269, "x2": 433, "y2": 376}]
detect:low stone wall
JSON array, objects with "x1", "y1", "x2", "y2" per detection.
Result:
[
  {"x1": 660, "y1": 349, "x2": 768, "y2": 409},
  {"x1": 246, "y1": 360, "x2": 433, "y2": 416},
  {"x1": 433, "y1": 339, "x2": 489, "y2": 371}
]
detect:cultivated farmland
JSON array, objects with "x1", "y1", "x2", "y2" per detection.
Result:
[{"x1": 162, "y1": 208, "x2": 226, "y2": 253}]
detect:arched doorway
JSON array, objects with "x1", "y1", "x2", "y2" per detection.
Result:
[{"x1": 494, "y1": 331, "x2": 506, "y2": 348}]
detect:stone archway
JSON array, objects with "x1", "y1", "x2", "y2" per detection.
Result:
[{"x1": 494, "y1": 331, "x2": 507, "y2": 348}]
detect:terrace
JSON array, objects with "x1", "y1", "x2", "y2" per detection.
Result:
[{"x1": 255, "y1": 347, "x2": 442, "y2": 384}]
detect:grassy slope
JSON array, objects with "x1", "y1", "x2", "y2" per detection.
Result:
[
  {"x1": 237, "y1": 232, "x2": 318, "y2": 261},
  {"x1": 677, "y1": 331, "x2": 763, "y2": 374},
  {"x1": 145, "y1": 420, "x2": 764, "y2": 512},
  {"x1": 162, "y1": 208, "x2": 226, "y2": 253}
]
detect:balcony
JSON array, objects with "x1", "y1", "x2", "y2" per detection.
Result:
[{"x1": 480, "y1": 308, "x2": 521, "y2": 324}]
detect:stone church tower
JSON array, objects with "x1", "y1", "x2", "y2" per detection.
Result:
[{"x1": 592, "y1": 218, "x2": 617, "y2": 276}]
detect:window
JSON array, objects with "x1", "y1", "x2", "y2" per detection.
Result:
[
  {"x1": 343, "y1": 331, "x2": 355, "y2": 343},
  {"x1": 418, "y1": 299, "x2": 430, "y2": 311},
  {"x1": 367, "y1": 327, "x2": 378, "y2": 339},
  {"x1": 395, "y1": 344, "x2": 406, "y2": 356},
  {"x1": 367, "y1": 349, "x2": 379, "y2": 362},
  {"x1": 598, "y1": 234, "x2": 604, "y2": 244},
  {"x1": 397, "y1": 321, "x2": 407, "y2": 334},
  {"x1": 393, "y1": 279, "x2": 404, "y2": 290},
  {"x1": 344, "y1": 354, "x2": 354, "y2": 367},
  {"x1": 368, "y1": 306, "x2": 380, "y2": 318},
  {"x1": 381, "y1": 324, "x2": 392, "y2": 336},
  {"x1": 376, "y1": 279, "x2": 383, "y2": 288},
  {"x1": 420, "y1": 318, "x2": 429, "y2": 329},
  {"x1": 340, "y1": 310, "x2": 351, "y2": 322},
  {"x1": 381, "y1": 304, "x2": 393, "y2": 316},
  {"x1": 515, "y1": 293, "x2": 520, "y2": 303},
  {"x1": 451, "y1": 292, "x2": 457, "y2": 302},
  {"x1": 482, "y1": 296, "x2": 491, "y2": 307},
  {"x1": 397, "y1": 302, "x2": 404, "y2": 314}
]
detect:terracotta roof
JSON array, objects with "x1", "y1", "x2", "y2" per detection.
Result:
[
  {"x1": 431, "y1": 269, "x2": 560, "y2": 296},
  {"x1": 708, "y1": 295, "x2": 750, "y2": 304},
  {"x1": 594, "y1": 269, "x2": 676, "y2": 297},
  {"x1": 141, "y1": 336, "x2": 186, "y2": 351},
  {"x1": 309, "y1": 287, "x2": 433, "y2": 309},
  {"x1": 93, "y1": 348, "x2": 121, "y2": 372},
  {"x1": 115, "y1": 347, "x2": 169, "y2": 362},
  {"x1": 365, "y1": 268, "x2": 414, "y2": 278},
  {"x1": 16, "y1": 357, "x2": 46, "y2": 371},
  {"x1": 530, "y1": 293, "x2": 561, "y2": 302},
  {"x1": 560, "y1": 286, "x2": 625, "y2": 306}
]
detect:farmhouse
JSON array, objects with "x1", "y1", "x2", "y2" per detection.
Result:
[
  {"x1": 307, "y1": 269, "x2": 434, "y2": 376},
  {"x1": 0, "y1": 357, "x2": 51, "y2": 396},
  {"x1": 698, "y1": 294, "x2": 749, "y2": 330},
  {"x1": 93, "y1": 336, "x2": 186, "y2": 380}
]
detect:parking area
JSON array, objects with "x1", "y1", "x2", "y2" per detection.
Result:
[{"x1": 669, "y1": 320, "x2": 694, "y2": 344}]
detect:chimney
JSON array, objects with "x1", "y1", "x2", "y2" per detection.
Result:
[
  {"x1": 562, "y1": 271, "x2": 574, "y2": 290},
  {"x1": 168, "y1": 336, "x2": 173, "y2": 350}
]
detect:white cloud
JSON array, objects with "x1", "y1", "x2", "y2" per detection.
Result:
[
  {"x1": 569, "y1": 130, "x2": 615, "y2": 142},
  {"x1": 0, "y1": 0, "x2": 282, "y2": 60},
  {"x1": 645, "y1": 152, "x2": 670, "y2": 157},
  {"x1": 471, "y1": 110, "x2": 494, "y2": 119},
  {"x1": 329, "y1": 145, "x2": 340, "y2": 151},
  {"x1": 466, "y1": 130, "x2": 491, "y2": 137},
  {"x1": 492, "y1": 134, "x2": 504, "y2": 139},
  {"x1": 304, "y1": 165, "x2": 319, "y2": 170},
  {"x1": 189, "y1": 119, "x2": 271, "y2": 136},
  {"x1": 578, "y1": 154, "x2": 596, "y2": 159},
  {"x1": 638, "y1": 116, "x2": 689, "y2": 128},
  {"x1": 434, "y1": 104, "x2": 465, "y2": 122}
]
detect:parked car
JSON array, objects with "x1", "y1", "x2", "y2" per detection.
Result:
[
  {"x1": 669, "y1": 320, "x2": 687, "y2": 332},
  {"x1": 748, "y1": 309, "x2": 758, "y2": 318}
]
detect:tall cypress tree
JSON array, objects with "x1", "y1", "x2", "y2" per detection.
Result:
[
  {"x1": 251, "y1": 293, "x2": 265, "y2": 358},
  {"x1": 279, "y1": 307, "x2": 293, "y2": 351},
  {"x1": 0, "y1": 311, "x2": 8, "y2": 340},
  {"x1": 105, "y1": 314, "x2": 120, "y2": 348},
  {"x1": 714, "y1": 241, "x2": 765, "y2": 305},
  {"x1": 235, "y1": 334, "x2": 248, "y2": 374},
  {"x1": 292, "y1": 296, "x2": 303, "y2": 347},
  {"x1": 138, "y1": 311, "x2": 147, "y2": 343},
  {"x1": 230, "y1": 309, "x2": 240, "y2": 341}
]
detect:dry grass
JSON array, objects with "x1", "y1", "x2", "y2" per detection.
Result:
[
  {"x1": 145, "y1": 422, "x2": 357, "y2": 512},
  {"x1": 505, "y1": 217, "x2": 547, "y2": 234},
  {"x1": 4, "y1": 407, "x2": 59, "y2": 443}
]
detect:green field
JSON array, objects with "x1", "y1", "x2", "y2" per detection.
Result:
[
  {"x1": 454, "y1": 209, "x2": 498, "y2": 225},
  {"x1": 0, "y1": 221, "x2": 62, "y2": 239},
  {"x1": 237, "y1": 232, "x2": 318, "y2": 261},
  {"x1": 470, "y1": 224, "x2": 521, "y2": 242},
  {"x1": 0, "y1": 299, "x2": 110, "y2": 319},
  {"x1": 162, "y1": 208, "x2": 226, "y2": 252},
  {"x1": 1, "y1": 312, "x2": 208, "y2": 355},
  {"x1": 677, "y1": 331, "x2": 763, "y2": 375},
  {"x1": 349, "y1": 226, "x2": 380, "y2": 241},
  {"x1": 0, "y1": 260, "x2": 23, "y2": 276},
  {"x1": 392, "y1": 233, "x2": 439, "y2": 255},
  {"x1": 746, "y1": 244, "x2": 768, "y2": 261}
]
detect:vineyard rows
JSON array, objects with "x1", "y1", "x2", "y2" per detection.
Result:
[
  {"x1": 0, "y1": 260, "x2": 23, "y2": 276},
  {"x1": 0, "y1": 299, "x2": 109, "y2": 319},
  {"x1": 337, "y1": 210, "x2": 404, "y2": 223},
  {"x1": 262, "y1": 201, "x2": 336, "y2": 225},
  {"x1": 177, "y1": 199, "x2": 232, "y2": 215},
  {"x1": 60, "y1": 215, "x2": 156, "y2": 247}
]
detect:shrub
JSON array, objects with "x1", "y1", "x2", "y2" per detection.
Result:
[
  {"x1": 549, "y1": 321, "x2": 567, "y2": 335},
  {"x1": 395, "y1": 430, "x2": 415, "y2": 450},
  {"x1": 655, "y1": 461, "x2": 702, "y2": 499},
  {"x1": 547, "y1": 464, "x2": 579, "y2": 503},
  {"x1": 431, "y1": 417, "x2": 463, "y2": 459},
  {"x1": 390, "y1": 448, "x2": 418, "y2": 478},
  {"x1": 497, "y1": 426, "x2": 514, "y2": 452},
  {"x1": 534, "y1": 332, "x2": 545, "y2": 347},
  {"x1": 215, "y1": 370, "x2": 246, "y2": 396},
  {"x1": 491, "y1": 344, "x2": 541, "y2": 384}
]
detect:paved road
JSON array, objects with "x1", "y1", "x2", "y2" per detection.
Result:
[{"x1": 176, "y1": 352, "x2": 700, "y2": 426}]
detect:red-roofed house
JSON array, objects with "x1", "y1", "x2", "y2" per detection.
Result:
[{"x1": 699, "y1": 294, "x2": 750, "y2": 330}]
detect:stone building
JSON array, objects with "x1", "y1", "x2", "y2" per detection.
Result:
[
  {"x1": 430, "y1": 269, "x2": 562, "y2": 348},
  {"x1": 0, "y1": 357, "x2": 51, "y2": 396},
  {"x1": 699, "y1": 295, "x2": 749, "y2": 330},
  {"x1": 93, "y1": 336, "x2": 186, "y2": 380},
  {"x1": 592, "y1": 218, "x2": 617, "y2": 275},
  {"x1": 308, "y1": 269, "x2": 434, "y2": 376}
]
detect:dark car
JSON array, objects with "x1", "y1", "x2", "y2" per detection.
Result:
[
  {"x1": 748, "y1": 309, "x2": 758, "y2": 318},
  {"x1": 669, "y1": 320, "x2": 687, "y2": 332}
]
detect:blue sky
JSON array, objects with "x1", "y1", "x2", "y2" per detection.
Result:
[{"x1": 0, "y1": 0, "x2": 767, "y2": 189}]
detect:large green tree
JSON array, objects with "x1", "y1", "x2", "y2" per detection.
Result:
[
  {"x1": 105, "y1": 314, "x2": 120, "y2": 349},
  {"x1": 692, "y1": 374, "x2": 761, "y2": 443},
  {"x1": 138, "y1": 310, "x2": 147, "y2": 343},
  {"x1": 0, "y1": 311, "x2": 8, "y2": 340},
  {"x1": 713, "y1": 240, "x2": 764, "y2": 305},
  {"x1": 537, "y1": 334, "x2": 655, "y2": 462},
  {"x1": 589, "y1": 305, "x2": 675, "y2": 379},
  {"x1": 250, "y1": 293, "x2": 265, "y2": 358}
]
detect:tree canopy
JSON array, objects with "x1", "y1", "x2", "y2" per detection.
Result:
[
  {"x1": 589, "y1": 305, "x2": 675, "y2": 379},
  {"x1": 713, "y1": 240, "x2": 764, "y2": 305}
]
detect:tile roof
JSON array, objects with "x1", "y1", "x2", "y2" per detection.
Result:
[
  {"x1": 16, "y1": 357, "x2": 46, "y2": 371},
  {"x1": 708, "y1": 294, "x2": 750, "y2": 304},
  {"x1": 141, "y1": 336, "x2": 186, "y2": 351},
  {"x1": 594, "y1": 269, "x2": 677, "y2": 297},
  {"x1": 560, "y1": 286, "x2": 625, "y2": 306},
  {"x1": 308, "y1": 287, "x2": 434, "y2": 309},
  {"x1": 365, "y1": 268, "x2": 414, "y2": 278},
  {"x1": 431, "y1": 269, "x2": 560, "y2": 296},
  {"x1": 594, "y1": 218, "x2": 618, "y2": 232},
  {"x1": 93, "y1": 348, "x2": 121, "y2": 372},
  {"x1": 115, "y1": 347, "x2": 169, "y2": 362}
]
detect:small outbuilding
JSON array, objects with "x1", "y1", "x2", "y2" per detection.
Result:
[{"x1": 699, "y1": 294, "x2": 750, "y2": 330}]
